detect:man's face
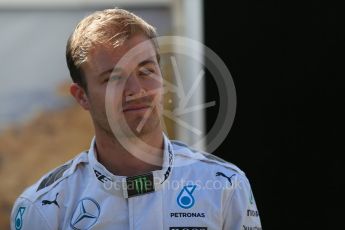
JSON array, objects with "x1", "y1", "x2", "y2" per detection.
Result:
[{"x1": 81, "y1": 33, "x2": 163, "y2": 138}]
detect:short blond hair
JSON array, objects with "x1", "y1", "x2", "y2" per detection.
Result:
[{"x1": 66, "y1": 8, "x2": 159, "y2": 90}]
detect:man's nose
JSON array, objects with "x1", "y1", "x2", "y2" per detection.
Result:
[{"x1": 124, "y1": 74, "x2": 143, "y2": 98}]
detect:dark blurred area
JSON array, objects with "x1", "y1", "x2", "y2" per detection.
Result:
[{"x1": 204, "y1": 1, "x2": 345, "y2": 229}]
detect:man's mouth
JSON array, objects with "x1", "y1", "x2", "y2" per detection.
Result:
[{"x1": 123, "y1": 104, "x2": 151, "y2": 112}]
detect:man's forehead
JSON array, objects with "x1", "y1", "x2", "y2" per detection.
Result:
[
  {"x1": 114, "y1": 45, "x2": 157, "y2": 68},
  {"x1": 88, "y1": 38, "x2": 157, "y2": 75}
]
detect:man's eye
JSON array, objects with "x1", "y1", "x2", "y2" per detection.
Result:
[
  {"x1": 139, "y1": 68, "x2": 155, "y2": 76},
  {"x1": 109, "y1": 75, "x2": 123, "y2": 81}
]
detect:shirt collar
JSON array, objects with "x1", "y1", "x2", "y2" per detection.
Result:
[{"x1": 88, "y1": 133, "x2": 174, "y2": 198}]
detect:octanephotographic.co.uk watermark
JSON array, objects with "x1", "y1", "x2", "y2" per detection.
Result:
[{"x1": 101, "y1": 176, "x2": 243, "y2": 192}]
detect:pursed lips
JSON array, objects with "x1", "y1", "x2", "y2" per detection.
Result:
[{"x1": 122, "y1": 104, "x2": 151, "y2": 112}]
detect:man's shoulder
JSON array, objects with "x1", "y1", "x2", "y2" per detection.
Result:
[
  {"x1": 18, "y1": 151, "x2": 89, "y2": 203},
  {"x1": 171, "y1": 140, "x2": 245, "y2": 176}
]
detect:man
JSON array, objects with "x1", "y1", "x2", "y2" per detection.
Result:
[{"x1": 11, "y1": 8, "x2": 262, "y2": 230}]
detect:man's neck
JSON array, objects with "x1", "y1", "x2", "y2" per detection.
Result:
[{"x1": 94, "y1": 128, "x2": 164, "y2": 176}]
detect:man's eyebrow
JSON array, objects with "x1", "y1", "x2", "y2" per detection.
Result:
[
  {"x1": 98, "y1": 58, "x2": 156, "y2": 77},
  {"x1": 138, "y1": 58, "x2": 157, "y2": 67},
  {"x1": 99, "y1": 68, "x2": 123, "y2": 77}
]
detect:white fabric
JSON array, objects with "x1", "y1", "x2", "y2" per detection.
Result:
[{"x1": 11, "y1": 135, "x2": 262, "y2": 230}]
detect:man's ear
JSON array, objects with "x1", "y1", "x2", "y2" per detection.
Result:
[{"x1": 70, "y1": 83, "x2": 90, "y2": 110}]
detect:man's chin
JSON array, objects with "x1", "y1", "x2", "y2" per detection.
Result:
[{"x1": 124, "y1": 117, "x2": 160, "y2": 137}]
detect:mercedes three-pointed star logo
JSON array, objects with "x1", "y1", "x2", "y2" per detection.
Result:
[{"x1": 70, "y1": 198, "x2": 100, "y2": 230}]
